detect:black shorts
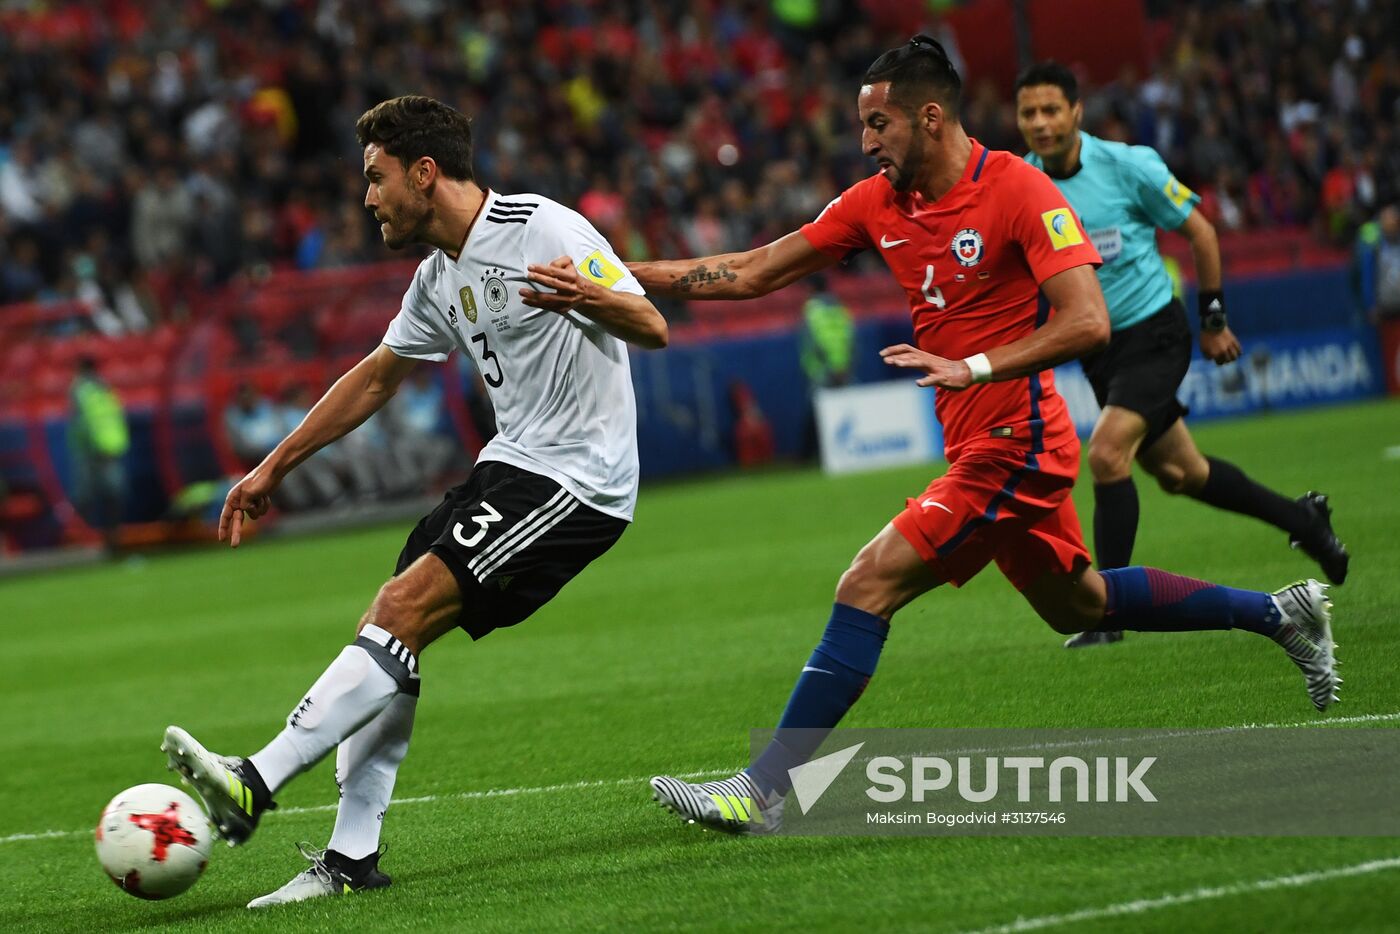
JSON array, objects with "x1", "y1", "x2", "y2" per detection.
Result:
[
  {"x1": 1080, "y1": 297, "x2": 1192, "y2": 450},
  {"x1": 395, "y1": 461, "x2": 628, "y2": 640}
]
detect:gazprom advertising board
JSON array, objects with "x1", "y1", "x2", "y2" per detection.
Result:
[{"x1": 815, "y1": 381, "x2": 942, "y2": 475}]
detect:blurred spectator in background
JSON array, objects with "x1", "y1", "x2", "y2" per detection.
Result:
[
  {"x1": 798, "y1": 274, "x2": 855, "y2": 460},
  {"x1": 75, "y1": 243, "x2": 154, "y2": 337},
  {"x1": 729, "y1": 380, "x2": 775, "y2": 468},
  {"x1": 165, "y1": 476, "x2": 238, "y2": 525},
  {"x1": 1199, "y1": 167, "x2": 1250, "y2": 232},
  {"x1": 339, "y1": 411, "x2": 420, "y2": 501},
  {"x1": 464, "y1": 366, "x2": 498, "y2": 447},
  {"x1": 224, "y1": 383, "x2": 335, "y2": 511},
  {"x1": 276, "y1": 385, "x2": 373, "y2": 505},
  {"x1": 799, "y1": 275, "x2": 855, "y2": 391},
  {"x1": 1, "y1": 235, "x2": 45, "y2": 304},
  {"x1": 0, "y1": 138, "x2": 44, "y2": 226},
  {"x1": 67, "y1": 357, "x2": 129, "y2": 550},
  {"x1": 1357, "y1": 204, "x2": 1400, "y2": 320},
  {"x1": 132, "y1": 163, "x2": 195, "y2": 272},
  {"x1": 225, "y1": 383, "x2": 283, "y2": 468},
  {"x1": 386, "y1": 368, "x2": 457, "y2": 493}
]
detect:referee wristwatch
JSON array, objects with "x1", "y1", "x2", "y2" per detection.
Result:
[{"x1": 1198, "y1": 290, "x2": 1228, "y2": 332}]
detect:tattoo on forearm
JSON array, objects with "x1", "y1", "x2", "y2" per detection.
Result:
[{"x1": 671, "y1": 262, "x2": 739, "y2": 293}]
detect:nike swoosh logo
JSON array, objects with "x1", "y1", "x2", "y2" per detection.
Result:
[
  {"x1": 880, "y1": 236, "x2": 909, "y2": 248},
  {"x1": 801, "y1": 666, "x2": 834, "y2": 675},
  {"x1": 921, "y1": 499, "x2": 954, "y2": 514}
]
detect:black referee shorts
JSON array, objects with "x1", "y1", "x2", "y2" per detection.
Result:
[
  {"x1": 395, "y1": 461, "x2": 628, "y2": 640},
  {"x1": 1079, "y1": 297, "x2": 1193, "y2": 450}
]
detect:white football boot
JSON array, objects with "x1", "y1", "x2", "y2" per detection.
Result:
[
  {"x1": 247, "y1": 843, "x2": 390, "y2": 909},
  {"x1": 649, "y1": 771, "x2": 784, "y2": 834},
  {"x1": 161, "y1": 725, "x2": 272, "y2": 845},
  {"x1": 1271, "y1": 579, "x2": 1340, "y2": 711}
]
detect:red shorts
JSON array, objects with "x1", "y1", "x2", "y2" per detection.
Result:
[{"x1": 891, "y1": 440, "x2": 1090, "y2": 592}]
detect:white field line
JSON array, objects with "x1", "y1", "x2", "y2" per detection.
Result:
[
  {"x1": 0, "y1": 767, "x2": 732, "y2": 847},
  {"x1": 957, "y1": 856, "x2": 1400, "y2": 934},
  {"x1": 7, "y1": 710, "x2": 1398, "y2": 848}
]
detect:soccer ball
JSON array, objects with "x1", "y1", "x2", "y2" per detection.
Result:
[{"x1": 95, "y1": 784, "x2": 212, "y2": 900}]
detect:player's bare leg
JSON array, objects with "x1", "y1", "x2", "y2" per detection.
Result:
[
  {"x1": 829, "y1": 521, "x2": 947, "y2": 619},
  {"x1": 1019, "y1": 561, "x2": 1107, "y2": 636},
  {"x1": 651, "y1": 524, "x2": 942, "y2": 833},
  {"x1": 1022, "y1": 564, "x2": 1339, "y2": 710},
  {"x1": 164, "y1": 554, "x2": 460, "y2": 850},
  {"x1": 1139, "y1": 419, "x2": 1349, "y2": 584},
  {"x1": 1087, "y1": 406, "x2": 1149, "y2": 483},
  {"x1": 1133, "y1": 418, "x2": 1207, "y2": 495},
  {"x1": 1069, "y1": 404, "x2": 1152, "y2": 647}
]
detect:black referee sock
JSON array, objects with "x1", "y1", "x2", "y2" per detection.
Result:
[
  {"x1": 1093, "y1": 478, "x2": 1139, "y2": 569},
  {"x1": 1192, "y1": 457, "x2": 1309, "y2": 538}
]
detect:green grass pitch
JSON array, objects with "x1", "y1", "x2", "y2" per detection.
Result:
[{"x1": 2, "y1": 398, "x2": 1398, "y2": 933}]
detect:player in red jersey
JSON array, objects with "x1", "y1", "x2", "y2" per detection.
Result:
[{"x1": 632, "y1": 36, "x2": 1341, "y2": 834}]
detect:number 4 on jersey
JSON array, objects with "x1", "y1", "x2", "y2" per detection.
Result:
[{"x1": 922, "y1": 264, "x2": 946, "y2": 309}]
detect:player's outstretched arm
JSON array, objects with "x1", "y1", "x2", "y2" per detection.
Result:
[
  {"x1": 1179, "y1": 208, "x2": 1241, "y2": 365},
  {"x1": 218, "y1": 344, "x2": 418, "y2": 547},
  {"x1": 881, "y1": 264, "x2": 1110, "y2": 390},
  {"x1": 627, "y1": 231, "x2": 835, "y2": 301},
  {"x1": 1016, "y1": 263, "x2": 1113, "y2": 369},
  {"x1": 522, "y1": 256, "x2": 668, "y2": 348}
]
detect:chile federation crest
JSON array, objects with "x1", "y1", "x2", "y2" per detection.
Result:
[{"x1": 953, "y1": 228, "x2": 984, "y2": 267}]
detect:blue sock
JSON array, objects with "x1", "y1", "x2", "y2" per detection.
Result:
[
  {"x1": 1100, "y1": 567, "x2": 1280, "y2": 636},
  {"x1": 748, "y1": 603, "x2": 888, "y2": 797}
]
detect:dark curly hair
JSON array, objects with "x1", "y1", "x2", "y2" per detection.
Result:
[{"x1": 355, "y1": 95, "x2": 474, "y2": 181}]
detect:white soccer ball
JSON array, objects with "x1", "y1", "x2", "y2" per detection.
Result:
[{"x1": 95, "y1": 783, "x2": 213, "y2": 900}]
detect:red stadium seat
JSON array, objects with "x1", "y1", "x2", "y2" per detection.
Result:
[{"x1": 34, "y1": 363, "x2": 72, "y2": 400}]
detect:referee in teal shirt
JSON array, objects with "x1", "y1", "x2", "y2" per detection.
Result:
[{"x1": 1015, "y1": 62, "x2": 1349, "y2": 648}]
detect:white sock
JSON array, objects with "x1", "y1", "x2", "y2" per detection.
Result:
[
  {"x1": 249, "y1": 645, "x2": 400, "y2": 794},
  {"x1": 328, "y1": 692, "x2": 418, "y2": 859}
]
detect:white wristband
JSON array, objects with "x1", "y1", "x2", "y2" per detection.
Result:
[{"x1": 963, "y1": 352, "x2": 993, "y2": 384}]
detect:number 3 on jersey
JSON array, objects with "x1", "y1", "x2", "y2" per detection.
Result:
[
  {"x1": 921, "y1": 264, "x2": 946, "y2": 310},
  {"x1": 471, "y1": 333, "x2": 505, "y2": 387},
  {"x1": 453, "y1": 502, "x2": 503, "y2": 548}
]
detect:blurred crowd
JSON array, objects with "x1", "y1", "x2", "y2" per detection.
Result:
[
  {"x1": 1, "y1": 0, "x2": 1398, "y2": 326},
  {"x1": 222, "y1": 368, "x2": 461, "y2": 511},
  {"x1": 1083, "y1": 1, "x2": 1400, "y2": 244}
]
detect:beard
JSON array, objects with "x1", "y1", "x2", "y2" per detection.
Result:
[
  {"x1": 888, "y1": 134, "x2": 926, "y2": 193},
  {"x1": 380, "y1": 196, "x2": 433, "y2": 250}
]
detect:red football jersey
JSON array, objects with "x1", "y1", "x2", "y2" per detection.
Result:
[{"x1": 801, "y1": 140, "x2": 1101, "y2": 458}]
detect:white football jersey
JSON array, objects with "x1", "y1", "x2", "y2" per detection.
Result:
[{"x1": 383, "y1": 190, "x2": 644, "y2": 520}]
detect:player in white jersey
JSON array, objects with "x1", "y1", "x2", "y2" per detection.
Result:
[
  {"x1": 159, "y1": 96, "x2": 667, "y2": 907},
  {"x1": 384, "y1": 188, "x2": 643, "y2": 519}
]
